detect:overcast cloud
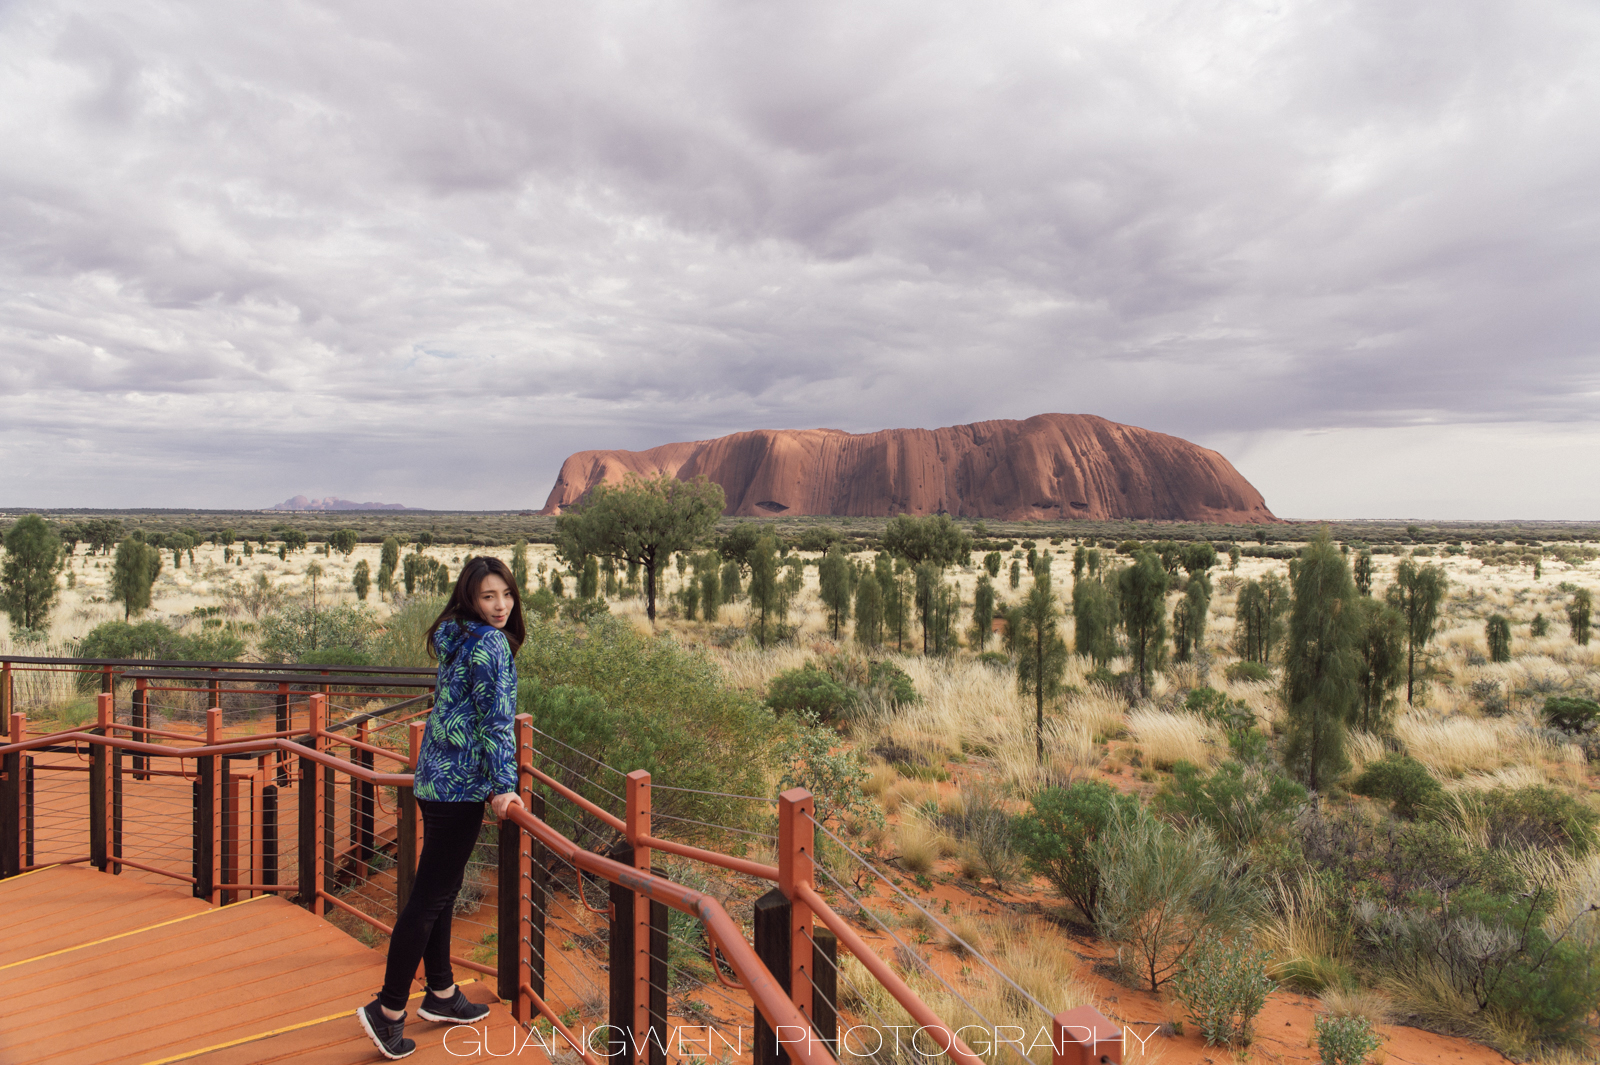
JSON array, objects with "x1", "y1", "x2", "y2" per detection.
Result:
[{"x1": 2, "y1": 0, "x2": 1597, "y2": 518}]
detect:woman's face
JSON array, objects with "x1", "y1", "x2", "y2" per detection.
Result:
[{"x1": 475, "y1": 573, "x2": 514, "y2": 629}]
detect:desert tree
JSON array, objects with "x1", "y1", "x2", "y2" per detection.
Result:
[
  {"x1": 1570, "y1": 589, "x2": 1594, "y2": 647},
  {"x1": 329, "y1": 529, "x2": 358, "y2": 557},
  {"x1": 1, "y1": 514, "x2": 65, "y2": 632},
  {"x1": 550, "y1": 571, "x2": 565, "y2": 598},
  {"x1": 1227, "y1": 545, "x2": 1240, "y2": 571},
  {"x1": 1014, "y1": 568, "x2": 1069, "y2": 762},
  {"x1": 985, "y1": 551, "x2": 1003, "y2": 578},
  {"x1": 969, "y1": 574, "x2": 996, "y2": 648},
  {"x1": 853, "y1": 565, "x2": 884, "y2": 648},
  {"x1": 695, "y1": 553, "x2": 721, "y2": 622},
  {"x1": 379, "y1": 536, "x2": 400, "y2": 588},
  {"x1": 717, "y1": 524, "x2": 763, "y2": 571},
  {"x1": 1117, "y1": 550, "x2": 1169, "y2": 696},
  {"x1": 577, "y1": 556, "x2": 599, "y2": 600},
  {"x1": 1234, "y1": 575, "x2": 1288, "y2": 664},
  {"x1": 913, "y1": 561, "x2": 960, "y2": 655},
  {"x1": 1385, "y1": 559, "x2": 1448, "y2": 704},
  {"x1": 1172, "y1": 572, "x2": 1212, "y2": 663},
  {"x1": 1485, "y1": 614, "x2": 1512, "y2": 663},
  {"x1": 352, "y1": 560, "x2": 371, "y2": 601},
  {"x1": 1352, "y1": 550, "x2": 1374, "y2": 596},
  {"x1": 1072, "y1": 545, "x2": 1086, "y2": 579},
  {"x1": 747, "y1": 533, "x2": 786, "y2": 647},
  {"x1": 818, "y1": 546, "x2": 851, "y2": 640},
  {"x1": 1181, "y1": 541, "x2": 1217, "y2": 576},
  {"x1": 281, "y1": 529, "x2": 308, "y2": 553},
  {"x1": 1009, "y1": 559, "x2": 1021, "y2": 589},
  {"x1": 555, "y1": 473, "x2": 724, "y2": 623},
  {"x1": 109, "y1": 538, "x2": 162, "y2": 622},
  {"x1": 679, "y1": 579, "x2": 700, "y2": 620},
  {"x1": 882, "y1": 514, "x2": 972, "y2": 568},
  {"x1": 1353, "y1": 597, "x2": 1405, "y2": 733},
  {"x1": 510, "y1": 539, "x2": 530, "y2": 594},
  {"x1": 1282, "y1": 532, "x2": 1361, "y2": 792},
  {"x1": 1072, "y1": 572, "x2": 1119, "y2": 665}
]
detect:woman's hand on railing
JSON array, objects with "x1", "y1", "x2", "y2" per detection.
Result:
[{"x1": 490, "y1": 792, "x2": 524, "y2": 820}]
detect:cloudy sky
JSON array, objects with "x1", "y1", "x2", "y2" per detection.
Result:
[{"x1": 2, "y1": 1, "x2": 1596, "y2": 519}]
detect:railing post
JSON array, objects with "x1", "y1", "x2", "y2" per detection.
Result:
[
  {"x1": 112, "y1": 743, "x2": 124, "y2": 876},
  {"x1": 396, "y1": 784, "x2": 416, "y2": 911},
  {"x1": 250, "y1": 758, "x2": 266, "y2": 900},
  {"x1": 499, "y1": 714, "x2": 532, "y2": 1019},
  {"x1": 624, "y1": 769, "x2": 666, "y2": 1065},
  {"x1": 90, "y1": 693, "x2": 110, "y2": 872},
  {"x1": 779, "y1": 789, "x2": 816, "y2": 1023},
  {"x1": 1053, "y1": 1005, "x2": 1122, "y2": 1065},
  {"x1": 274, "y1": 683, "x2": 289, "y2": 786},
  {"x1": 309, "y1": 693, "x2": 329, "y2": 914},
  {"x1": 263, "y1": 771, "x2": 279, "y2": 891},
  {"x1": 1, "y1": 662, "x2": 11, "y2": 721},
  {"x1": 357, "y1": 721, "x2": 374, "y2": 876},
  {"x1": 754, "y1": 888, "x2": 792, "y2": 1065},
  {"x1": 132, "y1": 677, "x2": 148, "y2": 780},
  {"x1": 0, "y1": 713, "x2": 21, "y2": 878},
  {"x1": 526, "y1": 744, "x2": 547, "y2": 1013}
]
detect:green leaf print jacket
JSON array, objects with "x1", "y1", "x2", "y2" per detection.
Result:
[{"x1": 413, "y1": 619, "x2": 518, "y2": 802}]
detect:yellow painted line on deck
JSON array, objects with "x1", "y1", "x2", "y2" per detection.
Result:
[{"x1": 0, "y1": 893, "x2": 271, "y2": 971}]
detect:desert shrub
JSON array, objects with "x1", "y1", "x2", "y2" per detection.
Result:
[
  {"x1": 1458, "y1": 785, "x2": 1599, "y2": 855},
  {"x1": 1184, "y1": 686, "x2": 1255, "y2": 731},
  {"x1": 1172, "y1": 932, "x2": 1276, "y2": 1047},
  {"x1": 1350, "y1": 754, "x2": 1444, "y2": 820},
  {"x1": 525, "y1": 585, "x2": 558, "y2": 621},
  {"x1": 74, "y1": 620, "x2": 244, "y2": 692},
  {"x1": 257, "y1": 603, "x2": 377, "y2": 663},
  {"x1": 519, "y1": 616, "x2": 780, "y2": 836},
  {"x1": 1542, "y1": 696, "x2": 1600, "y2": 735},
  {"x1": 297, "y1": 647, "x2": 372, "y2": 667},
  {"x1": 1313, "y1": 1014, "x2": 1382, "y2": 1065},
  {"x1": 1485, "y1": 615, "x2": 1511, "y2": 663},
  {"x1": 1012, "y1": 780, "x2": 1139, "y2": 921},
  {"x1": 1154, "y1": 759, "x2": 1307, "y2": 853},
  {"x1": 766, "y1": 663, "x2": 856, "y2": 723},
  {"x1": 940, "y1": 783, "x2": 1018, "y2": 888},
  {"x1": 1092, "y1": 805, "x2": 1262, "y2": 990},
  {"x1": 976, "y1": 650, "x2": 1010, "y2": 670},
  {"x1": 777, "y1": 714, "x2": 880, "y2": 829},
  {"x1": 1468, "y1": 677, "x2": 1510, "y2": 717},
  {"x1": 1225, "y1": 661, "x2": 1272, "y2": 683}
]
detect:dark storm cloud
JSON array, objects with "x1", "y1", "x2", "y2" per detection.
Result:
[{"x1": 1, "y1": 0, "x2": 1597, "y2": 514}]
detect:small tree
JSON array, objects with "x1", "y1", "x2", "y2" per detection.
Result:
[
  {"x1": 1118, "y1": 551, "x2": 1169, "y2": 696},
  {"x1": 1172, "y1": 573, "x2": 1211, "y2": 663},
  {"x1": 1072, "y1": 545, "x2": 1086, "y2": 579},
  {"x1": 1073, "y1": 573, "x2": 1119, "y2": 664},
  {"x1": 882, "y1": 514, "x2": 972, "y2": 568},
  {"x1": 352, "y1": 560, "x2": 371, "y2": 601},
  {"x1": 876, "y1": 554, "x2": 910, "y2": 651},
  {"x1": 1009, "y1": 558, "x2": 1021, "y2": 589},
  {"x1": 698, "y1": 555, "x2": 721, "y2": 622},
  {"x1": 1486, "y1": 614, "x2": 1512, "y2": 663},
  {"x1": 282, "y1": 529, "x2": 308, "y2": 553},
  {"x1": 1, "y1": 514, "x2": 65, "y2": 632},
  {"x1": 1352, "y1": 550, "x2": 1373, "y2": 596},
  {"x1": 818, "y1": 547, "x2": 851, "y2": 640},
  {"x1": 1569, "y1": 589, "x2": 1593, "y2": 647},
  {"x1": 329, "y1": 529, "x2": 358, "y2": 557},
  {"x1": 1386, "y1": 559, "x2": 1449, "y2": 703},
  {"x1": 985, "y1": 551, "x2": 1003, "y2": 577},
  {"x1": 1353, "y1": 597, "x2": 1404, "y2": 733},
  {"x1": 969, "y1": 574, "x2": 996, "y2": 648},
  {"x1": 579, "y1": 556, "x2": 599, "y2": 599},
  {"x1": 110, "y1": 538, "x2": 162, "y2": 621},
  {"x1": 747, "y1": 533, "x2": 784, "y2": 647},
  {"x1": 508, "y1": 539, "x2": 529, "y2": 594},
  {"x1": 1283, "y1": 532, "x2": 1360, "y2": 791},
  {"x1": 1235, "y1": 575, "x2": 1288, "y2": 664},
  {"x1": 1015, "y1": 569, "x2": 1069, "y2": 762}
]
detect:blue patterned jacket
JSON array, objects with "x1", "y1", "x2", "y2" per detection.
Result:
[{"x1": 414, "y1": 619, "x2": 519, "y2": 802}]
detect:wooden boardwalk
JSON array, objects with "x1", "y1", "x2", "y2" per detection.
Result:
[{"x1": 0, "y1": 865, "x2": 544, "y2": 1064}]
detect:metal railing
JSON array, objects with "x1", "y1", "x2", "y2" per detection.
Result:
[{"x1": 0, "y1": 662, "x2": 1123, "y2": 1065}]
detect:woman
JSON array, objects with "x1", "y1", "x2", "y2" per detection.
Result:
[{"x1": 359, "y1": 556, "x2": 526, "y2": 1060}]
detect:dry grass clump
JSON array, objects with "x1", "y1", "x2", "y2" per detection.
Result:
[
  {"x1": 882, "y1": 778, "x2": 940, "y2": 816},
  {"x1": 717, "y1": 644, "x2": 809, "y2": 692},
  {"x1": 1260, "y1": 872, "x2": 1352, "y2": 992},
  {"x1": 1347, "y1": 730, "x2": 1387, "y2": 774},
  {"x1": 1125, "y1": 709, "x2": 1221, "y2": 770},
  {"x1": 1061, "y1": 688, "x2": 1126, "y2": 740},
  {"x1": 1318, "y1": 986, "x2": 1394, "y2": 1026},
  {"x1": 1394, "y1": 715, "x2": 1535, "y2": 778}
]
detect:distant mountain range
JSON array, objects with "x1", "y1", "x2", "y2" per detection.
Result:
[{"x1": 270, "y1": 495, "x2": 409, "y2": 511}]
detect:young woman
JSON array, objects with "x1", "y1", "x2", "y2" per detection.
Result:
[{"x1": 359, "y1": 556, "x2": 526, "y2": 1060}]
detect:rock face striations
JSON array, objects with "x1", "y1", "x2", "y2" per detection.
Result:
[{"x1": 540, "y1": 414, "x2": 1276, "y2": 523}]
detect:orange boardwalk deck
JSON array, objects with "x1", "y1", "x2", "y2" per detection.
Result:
[{"x1": 0, "y1": 866, "x2": 542, "y2": 1064}]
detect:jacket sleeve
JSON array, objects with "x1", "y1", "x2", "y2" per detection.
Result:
[{"x1": 469, "y1": 630, "x2": 520, "y2": 796}]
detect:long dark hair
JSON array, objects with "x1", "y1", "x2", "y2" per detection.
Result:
[{"x1": 426, "y1": 555, "x2": 526, "y2": 658}]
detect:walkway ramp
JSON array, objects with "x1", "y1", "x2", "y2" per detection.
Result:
[{"x1": 0, "y1": 866, "x2": 537, "y2": 1064}]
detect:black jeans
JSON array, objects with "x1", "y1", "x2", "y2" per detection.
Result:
[{"x1": 379, "y1": 798, "x2": 486, "y2": 1011}]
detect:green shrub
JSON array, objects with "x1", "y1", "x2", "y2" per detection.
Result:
[
  {"x1": 976, "y1": 650, "x2": 1010, "y2": 670},
  {"x1": 1542, "y1": 696, "x2": 1600, "y2": 735},
  {"x1": 1313, "y1": 1014, "x2": 1382, "y2": 1065},
  {"x1": 939, "y1": 782, "x2": 1017, "y2": 888},
  {"x1": 74, "y1": 620, "x2": 244, "y2": 693},
  {"x1": 1093, "y1": 805, "x2": 1262, "y2": 990},
  {"x1": 1350, "y1": 754, "x2": 1443, "y2": 820},
  {"x1": 1225, "y1": 661, "x2": 1273, "y2": 683},
  {"x1": 1184, "y1": 687, "x2": 1255, "y2": 731},
  {"x1": 1462, "y1": 785, "x2": 1599, "y2": 855},
  {"x1": 1172, "y1": 932, "x2": 1276, "y2": 1047},
  {"x1": 766, "y1": 663, "x2": 856, "y2": 723},
  {"x1": 1012, "y1": 780, "x2": 1139, "y2": 921},
  {"x1": 1154, "y1": 759, "x2": 1307, "y2": 852},
  {"x1": 526, "y1": 585, "x2": 558, "y2": 621},
  {"x1": 256, "y1": 603, "x2": 376, "y2": 664}
]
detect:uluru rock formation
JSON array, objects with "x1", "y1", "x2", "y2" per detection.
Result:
[{"x1": 540, "y1": 414, "x2": 1276, "y2": 523}]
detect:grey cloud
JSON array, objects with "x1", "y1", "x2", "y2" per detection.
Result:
[{"x1": 1, "y1": 0, "x2": 1597, "y2": 513}]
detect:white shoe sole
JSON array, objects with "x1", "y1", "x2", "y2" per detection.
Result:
[
  {"x1": 418, "y1": 999, "x2": 491, "y2": 1024},
  {"x1": 357, "y1": 1005, "x2": 416, "y2": 1060}
]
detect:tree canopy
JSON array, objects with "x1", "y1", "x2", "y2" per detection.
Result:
[
  {"x1": 881, "y1": 514, "x2": 972, "y2": 568},
  {"x1": 1, "y1": 514, "x2": 65, "y2": 632},
  {"x1": 555, "y1": 473, "x2": 726, "y2": 622}
]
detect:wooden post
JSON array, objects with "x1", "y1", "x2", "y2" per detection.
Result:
[
  {"x1": 132, "y1": 677, "x2": 149, "y2": 780},
  {"x1": 517, "y1": 715, "x2": 536, "y2": 1023},
  {"x1": 396, "y1": 785, "x2": 416, "y2": 911},
  {"x1": 250, "y1": 758, "x2": 266, "y2": 899},
  {"x1": 221, "y1": 759, "x2": 239, "y2": 904},
  {"x1": 812, "y1": 928, "x2": 838, "y2": 1055},
  {"x1": 308, "y1": 693, "x2": 327, "y2": 914},
  {"x1": 90, "y1": 693, "x2": 110, "y2": 872},
  {"x1": 111, "y1": 744, "x2": 124, "y2": 876},
  {"x1": 497, "y1": 791, "x2": 522, "y2": 1008},
  {"x1": 1053, "y1": 1006, "x2": 1122, "y2": 1065},
  {"x1": 263, "y1": 777, "x2": 279, "y2": 890},
  {"x1": 0, "y1": 713, "x2": 20, "y2": 878},
  {"x1": 778, "y1": 789, "x2": 816, "y2": 1027},
  {"x1": 357, "y1": 722, "x2": 374, "y2": 876},
  {"x1": 623, "y1": 770, "x2": 665, "y2": 1065},
  {"x1": 274, "y1": 683, "x2": 290, "y2": 786},
  {"x1": 1, "y1": 663, "x2": 11, "y2": 722},
  {"x1": 297, "y1": 748, "x2": 318, "y2": 911},
  {"x1": 207, "y1": 708, "x2": 222, "y2": 905},
  {"x1": 754, "y1": 888, "x2": 792, "y2": 1065},
  {"x1": 526, "y1": 783, "x2": 547, "y2": 1009}
]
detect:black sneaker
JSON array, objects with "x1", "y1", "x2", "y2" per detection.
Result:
[
  {"x1": 357, "y1": 999, "x2": 416, "y2": 1060},
  {"x1": 418, "y1": 985, "x2": 492, "y2": 1023}
]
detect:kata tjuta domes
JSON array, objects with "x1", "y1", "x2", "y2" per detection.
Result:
[{"x1": 540, "y1": 413, "x2": 1277, "y2": 524}]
